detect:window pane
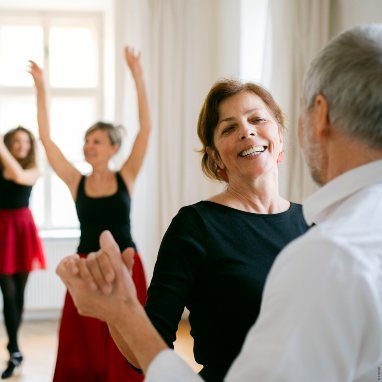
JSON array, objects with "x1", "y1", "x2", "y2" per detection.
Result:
[
  {"x1": 50, "y1": 96, "x2": 97, "y2": 161},
  {"x1": 0, "y1": 96, "x2": 37, "y2": 135},
  {"x1": 49, "y1": 26, "x2": 98, "y2": 88},
  {"x1": 0, "y1": 25, "x2": 43, "y2": 86},
  {"x1": 51, "y1": 172, "x2": 78, "y2": 228}
]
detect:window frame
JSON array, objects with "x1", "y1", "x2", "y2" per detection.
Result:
[{"x1": 0, "y1": 10, "x2": 104, "y2": 231}]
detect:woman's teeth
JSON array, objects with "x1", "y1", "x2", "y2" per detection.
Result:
[{"x1": 239, "y1": 146, "x2": 266, "y2": 157}]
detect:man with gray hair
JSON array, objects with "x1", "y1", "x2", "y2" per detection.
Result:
[{"x1": 57, "y1": 24, "x2": 382, "y2": 381}]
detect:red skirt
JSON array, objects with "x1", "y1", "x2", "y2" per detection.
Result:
[
  {"x1": 0, "y1": 208, "x2": 46, "y2": 274},
  {"x1": 53, "y1": 252, "x2": 147, "y2": 382}
]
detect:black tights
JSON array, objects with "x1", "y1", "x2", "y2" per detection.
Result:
[{"x1": 0, "y1": 273, "x2": 29, "y2": 354}]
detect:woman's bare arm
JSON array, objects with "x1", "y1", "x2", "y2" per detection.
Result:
[
  {"x1": 120, "y1": 47, "x2": 152, "y2": 191},
  {"x1": 29, "y1": 61, "x2": 81, "y2": 197}
]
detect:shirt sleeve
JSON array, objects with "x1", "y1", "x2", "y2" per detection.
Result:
[
  {"x1": 145, "y1": 206, "x2": 207, "y2": 347},
  {"x1": 146, "y1": 350, "x2": 203, "y2": 382},
  {"x1": 226, "y1": 232, "x2": 377, "y2": 382}
]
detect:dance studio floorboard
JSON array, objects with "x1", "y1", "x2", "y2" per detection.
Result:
[{"x1": 0, "y1": 319, "x2": 200, "y2": 381}]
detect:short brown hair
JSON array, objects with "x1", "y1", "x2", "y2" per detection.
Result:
[
  {"x1": 3, "y1": 126, "x2": 37, "y2": 169},
  {"x1": 85, "y1": 121, "x2": 124, "y2": 147},
  {"x1": 197, "y1": 79, "x2": 285, "y2": 181}
]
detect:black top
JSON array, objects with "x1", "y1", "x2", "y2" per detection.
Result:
[
  {"x1": 145, "y1": 201, "x2": 309, "y2": 382},
  {"x1": 0, "y1": 170, "x2": 32, "y2": 209},
  {"x1": 75, "y1": 172, "x2": 135, "y2": 254}
]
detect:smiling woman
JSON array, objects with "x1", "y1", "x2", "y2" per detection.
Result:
[
  {"x1": 0, "y1": 126, "x2": 46, "y2": 379},
  {"x1": 139, "y1": 80, "x2": 308, "y2": 382},
  {"x1": 209, "y1": 91, "x2": 284, "y2": 192}
]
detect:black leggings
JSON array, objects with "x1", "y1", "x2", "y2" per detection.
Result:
[{"x1": 0, "y1": 273, "x2": 29, "y2": 353}]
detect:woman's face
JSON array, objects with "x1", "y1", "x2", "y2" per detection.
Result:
[
  {"x1": 212, "y1": 91, "x2": 283, "y2": 182},
  {"x1": 83, "y1": 129, "x2": 118, "y2": 166},
  {"x1": 10, "y1": 131, "x2": 31, "y2": 160}
]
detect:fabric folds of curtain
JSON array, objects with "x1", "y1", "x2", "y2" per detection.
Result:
[{"x1": 263, "y1": 0, "x2": 331, "y2": 202}]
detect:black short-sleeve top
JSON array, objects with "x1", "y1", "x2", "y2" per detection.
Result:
[{"x1": 145, "y1": 201, "x2": 309, "y2": 381}]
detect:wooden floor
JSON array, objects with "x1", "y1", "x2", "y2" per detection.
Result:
[{"x1": 0, "y1": 319, "x2": 200, "y2": 381}]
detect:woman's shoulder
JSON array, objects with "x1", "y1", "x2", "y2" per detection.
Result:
[
  {"x1": 164, "y1": 201, "x2": 214, "y2": 235},
  {"x1": 177, "y1": 200, "x2": 225, "y2": 219},
  {"x1": 288, "y1": 202, "x2": 304, "y2": 215}
]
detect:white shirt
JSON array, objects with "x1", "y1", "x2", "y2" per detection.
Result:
[{"x1": 146, "y1": 160, "x2": 382, "y2": 382}]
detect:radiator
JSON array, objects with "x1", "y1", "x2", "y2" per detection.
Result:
[{"x1": 22, "y1": 238, "x2": 78, "y2": 320}]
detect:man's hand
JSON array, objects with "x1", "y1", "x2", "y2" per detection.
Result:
[
  {"x1": 56, "y1": 231, "x2": 139, "y2": 324},
  {"x1": 84, "y1": 235, "x2": 136, "y2": 295}
]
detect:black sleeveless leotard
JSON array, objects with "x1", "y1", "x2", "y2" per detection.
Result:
[
  {"x1": 75, "y1": 172, "x2": 135, "y2": 254},
  {"x1": 0, "y1": 171, "x2": 32, "y2": 209}
]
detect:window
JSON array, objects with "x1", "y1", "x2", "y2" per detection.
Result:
[
  {"x1": 0, "y1": 12, "x2": 102, "y2": 230},
  {"x1": 240, "y1": 0, "x2": 269, "y2": 82}
]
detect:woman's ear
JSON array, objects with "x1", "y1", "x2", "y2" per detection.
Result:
[
  {"x1": 206, "y1": 147, "x2": 224, "y2": 169},
  {"x1": 112, "y1": 143, "x2": 120, "y2": 155},
  {"x1": 277, "y1": 129, "x2": 284, "y2": 164},
  {"x1": 277, "y1": 151, "x2": 284, "y2": 164}
]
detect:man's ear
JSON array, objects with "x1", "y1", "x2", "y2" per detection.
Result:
[
  {"x1": 312, "y1": 94, "x2": 331, "y2": 140},
  {"x1": 206, "y1": 147, "x2": 224, "y2": 169}
]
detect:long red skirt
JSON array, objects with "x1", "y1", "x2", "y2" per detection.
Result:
[
  {"x1": 53, "y1": 252, "x2": 147, "y2": 382},
  {"x1": 0, "y1": 208, "x2": 46, "y2": 274}
]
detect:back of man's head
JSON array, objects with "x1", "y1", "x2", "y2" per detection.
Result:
[{"x1": 303, "y1": 24, "x2": 382, "y2": 150}]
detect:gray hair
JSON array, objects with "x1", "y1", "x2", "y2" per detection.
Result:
[
  {"x1": 85, "y1": 121, "x2": 125, "y2": 147},
  {"x1": 303, "y1": 24, "x2": 382, "y2": 149}
]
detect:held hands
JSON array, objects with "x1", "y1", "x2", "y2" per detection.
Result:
[
  {"x1": 56, "y1": 231, "x2": 139, "y2": 324},
  {"x1": 27, "y1": 60, "x2": 45, "y2": 89},
  {"x1": 124, "y1": 46, "x2": 143, "y2": 78}
]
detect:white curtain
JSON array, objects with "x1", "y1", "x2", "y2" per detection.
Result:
[
  {"x1": 114, "y1": 0, "x2": 242, "y2": 278},
  {"x1": 149, "y1": 0, "x2": 222, "y2": 234},
  {"x1": 262, "y1": 0, "x2": 331, "y2": 202}
]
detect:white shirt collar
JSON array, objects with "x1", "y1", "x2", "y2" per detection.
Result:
[{"x1": 303, "y1": 159, "x2": 382, "y2": 225}]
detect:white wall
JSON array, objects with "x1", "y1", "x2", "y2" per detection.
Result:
[{"x1": 331, "y1": 0, "x2": 382, "y2": 36}]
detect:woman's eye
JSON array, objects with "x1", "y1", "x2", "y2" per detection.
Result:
[
  {"x1": 222, "y1": 125, "x2": 235, "y2": 134},
  {"x1": 250, "y1": 118, "x2": 265, "y2": 124}
]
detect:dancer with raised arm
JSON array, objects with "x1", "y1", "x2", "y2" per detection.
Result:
[
  {"x1": 29, "y1": 47, "x2": 151, "y2": 381},
  {"x1": 0, "y1": 127, "x2": 46, "y2": 379}
]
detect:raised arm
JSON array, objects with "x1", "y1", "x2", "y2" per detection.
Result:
[
  {"x1": 28, "y1": 61, "x2": 81, "y2": 197},
  {"x1": 0, "y1": 134, "x2": 39, "y2": 185},
  {"x1": 120, "y1": 47, "x2": 152, "y2": 190}
]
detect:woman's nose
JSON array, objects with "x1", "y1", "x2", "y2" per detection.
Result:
[{"x1": 240, "y1": 125, "x2": 256, "y2": 140}]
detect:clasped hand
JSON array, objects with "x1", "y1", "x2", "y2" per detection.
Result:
[{"x1": 56, "y1": 231, "x2": 138, "y2": 325}]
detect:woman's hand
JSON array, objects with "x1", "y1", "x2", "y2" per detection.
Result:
[
  {"x1": 56, "y1": 231, "x2": 139, "y2": 324},
  {"x1": 28, "y1": 60, "x2": 45, "y2": 89},
  {"x1": 0, "y1": 133, "x2": 7, "y2": 157},
  {"x1": 124, "y1": 46, "x2": 142, "y2": 78},
  {"x1": 84, "y1": 244, "x2": 136, "y2": 295}
]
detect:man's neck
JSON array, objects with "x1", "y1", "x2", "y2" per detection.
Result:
[{"x1": 325, "y1": 132, "x2": 382, "y2": 183}]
